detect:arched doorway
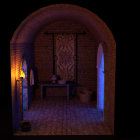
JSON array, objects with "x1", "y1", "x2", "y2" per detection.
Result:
[
  {"x1": 97, "y1": 44, "x2": 104, "y2": 111},
  {"x1": 20, "y1": 58, "x2": 28, "y2": 115}
]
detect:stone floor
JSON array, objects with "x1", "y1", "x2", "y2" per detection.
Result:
[{"x1": 14, "y1": 96, "x2": 112, "y2": 135}]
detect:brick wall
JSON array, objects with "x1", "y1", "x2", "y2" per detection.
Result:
[{"x1": 34, "y1": 20, "x2": 98, "y2": 97}]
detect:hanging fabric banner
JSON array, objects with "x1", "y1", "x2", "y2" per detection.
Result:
[{"x1": 55, "y1": 34, "x2": 76, "y2": 81}]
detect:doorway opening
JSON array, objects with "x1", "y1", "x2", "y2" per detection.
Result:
[
  {"x1": 20, "y1": 58, "x2": 28, "y2": 115},
  {"x1": 97, "y1": 44, "x2": 104, "y2": 112}
]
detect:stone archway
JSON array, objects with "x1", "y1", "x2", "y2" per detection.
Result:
[{"x1": 10, "y1": 4, "x2": 116, "y2": 133}]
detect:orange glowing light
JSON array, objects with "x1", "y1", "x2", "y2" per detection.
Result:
[{"x1": 20, "y1": 70, "x2": 25, "y2": 79}]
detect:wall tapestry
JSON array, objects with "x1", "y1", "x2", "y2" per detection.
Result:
[{"x1": 55, "y1": 34, "x2": 76, "y2": 81}]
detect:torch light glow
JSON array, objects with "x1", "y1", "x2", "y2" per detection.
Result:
[{"x1": 20, "y1": 70, "x2": 25, "y2": 79}]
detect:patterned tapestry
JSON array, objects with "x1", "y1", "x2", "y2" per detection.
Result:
[{"x1": 55, "y1": 34, "x2": 76, "y2": 81}]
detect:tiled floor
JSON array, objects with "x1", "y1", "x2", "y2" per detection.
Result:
[{"x1": 14, "y1": 96, "x2": 112, "y2": 135}]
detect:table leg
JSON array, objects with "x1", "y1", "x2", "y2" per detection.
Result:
[
  {"x1": 67, "y1": 84, "x2": 70, "y2": 101},
  {"x1": 73, "y1": 86, "x2": 77, "y2": 97},
  {"x1": 40, "y1": 85, "x2": 44, "y2": 99}
]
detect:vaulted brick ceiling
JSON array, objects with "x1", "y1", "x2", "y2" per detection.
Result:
[{"x1": 10, "y1": 4, "x2": 115, "y2": 48}]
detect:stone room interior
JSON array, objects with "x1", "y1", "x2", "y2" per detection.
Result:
[{"x1": 10, "y1": 4, "x2": 116, "y2": 135}]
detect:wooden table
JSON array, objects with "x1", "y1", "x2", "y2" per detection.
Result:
[{"x1": 39, "y1": 82, "x2": 77, "y2": 100}]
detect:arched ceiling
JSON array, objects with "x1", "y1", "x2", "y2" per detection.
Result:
[{"x1": 10, "y1": 4, "x2": 116, "y2": 49}]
